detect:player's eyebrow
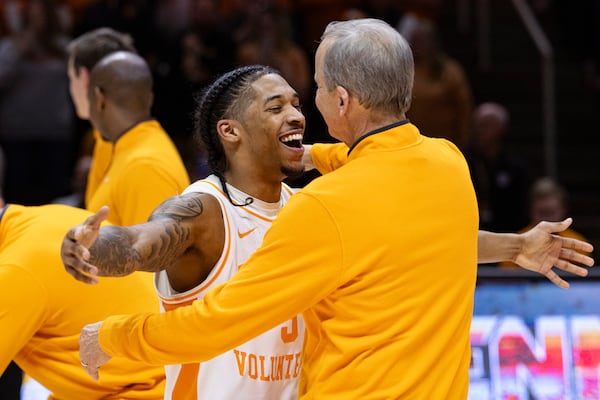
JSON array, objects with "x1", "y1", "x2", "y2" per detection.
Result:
[{"x1": 263, "y1": 92, "x2": 300, "y2": 106}]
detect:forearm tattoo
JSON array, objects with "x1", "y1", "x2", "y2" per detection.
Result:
[
  {"x1": 89, "y1": 227, "x2": 142, "y2": 276},
  {"x1": 90, "y1": 193, "x2": 205, "y2": 276}
]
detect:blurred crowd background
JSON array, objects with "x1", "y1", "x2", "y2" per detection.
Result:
[{"x1": 0, "y1": 0, "x2": 598, "y2": 250}]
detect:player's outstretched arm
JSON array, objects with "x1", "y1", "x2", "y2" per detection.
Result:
[
  {"x1": 61, "y1": 206, "x2": 110, "y2": 284},
  {"x1": 62, "y1": 193, "x2": 220, "y2": 284},
  {"x1": 478, "y1": 218, "x2": 595, "y2": 288}
]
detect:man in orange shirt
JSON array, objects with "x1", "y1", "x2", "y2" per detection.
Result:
[
  {"x1": 83, "y1": 50, "x2": 190, "y2": 225},
  {"x1": 67, "y1": 28, "x2": 190, "y2": 225},
  {"x1": 0, "y1": 202, "x2": 165, "y2": 399}
]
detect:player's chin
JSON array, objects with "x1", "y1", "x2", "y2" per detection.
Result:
[{"x1": 281, "y1": 164, "x2": 306, "y2": 180}]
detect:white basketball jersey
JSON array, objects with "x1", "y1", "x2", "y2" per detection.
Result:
[{"x1": 155, "y1": 175, "x2": 304, "y2": 400}]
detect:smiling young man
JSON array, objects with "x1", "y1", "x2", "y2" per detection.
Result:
[{"x1": 64, "y1": 65, "x2": 306, "y2": 399}]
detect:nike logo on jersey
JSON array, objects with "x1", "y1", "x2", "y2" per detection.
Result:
[{"x1": 237, "y1": 227, "x2": 257, "y2": 238}]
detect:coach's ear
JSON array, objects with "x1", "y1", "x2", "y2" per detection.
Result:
[
  {"x1": 336, "y1": 85, "x2": 350, "y2": 116},
  {"x1": 217, "y1": 120, "x2": 241, "y2": 144}
]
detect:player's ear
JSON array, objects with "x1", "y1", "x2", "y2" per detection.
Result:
[{"x1": 217, "y1": 120, "x2": 241, "y2": 143}]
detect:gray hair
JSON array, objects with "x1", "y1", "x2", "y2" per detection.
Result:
[{"x1": 320, "y1": 18, "x2": 414, "y2": 115}]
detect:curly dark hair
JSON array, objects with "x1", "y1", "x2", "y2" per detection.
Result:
[{"x1": 193, "y1": 65, "x2": 279, "y2": 206}]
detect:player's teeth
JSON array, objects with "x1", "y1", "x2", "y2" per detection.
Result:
[{"x1": 282, "y1": 134, "x2": 302, "y2": 142}]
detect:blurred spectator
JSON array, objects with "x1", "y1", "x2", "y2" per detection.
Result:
[
  {"x1": 60, "y1": 0, "x2": 95, "y2": 26},
  {"x1": 236, "y1": 5, "x2": 311, "y2": 103},
  {"x1": 290, "y1": 0, "x2": 350, "y2": 61},
  {"x1": 154, "y1": 0, "x2": 192, "y2": 43},
  {"x1": 2, "y1": 0, "x2": 72, "y2": 36},
  {"x1": 152, "y1": 0, "x2": 237, "y2": 180},
  {"x1": 340, "y1": 7, "x2": 368, "y2": 21},
  {"x1": 397, "y1": 0, "x2": 442, "y2": 21},
  {"x1": 398, "y1": 13, "x2": 474, "y2": 146},
  {"x1": 527, "y1": 178, "x2": 590, "y2": 243},
  {"x1": 500, "y1": 177, "x2": 593, "y2": 267},
  {"x1": 2, "y1": 1, "x2": 22, "y2": 37},
  {"x1": 0, "y1": 0, "x2": 76, "y2": 205},
  {"x1": 554, "y1": 0, "x2": 600, "y2": 100},
  {"x1": 167, "y1": 0, "x2": 236, "y2": 92},
  {"x1": 528, "y1": 177, "x2": 576, "y2": 224},
  {"x1": 463, "y1": 102, "x2": 530, "y2": 234},
  {"x1": 73, "y1": 0, "x2": 158, "y2": 61},
  {"x1": 233, "y1": 2, "x2": 324, "y2": 147},
  {"x1": 362, "y1": 0, "x2": 405, "y2": 24}
]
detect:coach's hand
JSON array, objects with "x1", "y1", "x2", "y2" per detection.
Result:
[
  {"x1": 61, "y1": 206, "x2": 110, "y2": 284},
  {"x1": 515, "y1": 218, "x2": 595, "y2": 288},
  {"x1": 79, "y1": 321, "x2": 112, "y2": 380}
]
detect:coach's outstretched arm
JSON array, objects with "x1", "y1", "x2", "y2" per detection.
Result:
[
  {"x1": 307, "y1": 143, "x2": 595, "y2": 288},
  {"x1": 478, "y1": 218, "x2": 594, "y2": 288}
]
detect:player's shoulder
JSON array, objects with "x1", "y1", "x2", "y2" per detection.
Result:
[{"x1": 149, "y1": 191, "x2": 221, "y2": 223}]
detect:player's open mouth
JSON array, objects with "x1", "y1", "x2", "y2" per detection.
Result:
[{"x1": 279, "y1": 133, "x2": 303, "y2": 148}]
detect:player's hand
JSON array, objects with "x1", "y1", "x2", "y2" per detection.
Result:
[
  {"x1": 514, "y1": 218, "x2": 595, "y2": 288},
  {"x1": 61, "y1": 206, "x2": 109, "y2": 284},
  {"x1": 79, "y1": 321, "x2": 111, "y2": 380}
]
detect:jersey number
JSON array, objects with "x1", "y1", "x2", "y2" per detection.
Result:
[{"x1": 280, "y1": 316, "x2": 298, "y2": 343}]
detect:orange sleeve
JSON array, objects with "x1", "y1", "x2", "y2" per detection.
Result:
[
  {"x1": 310, "y1": 142, "x2": 348, "y2": 174},
  {"x1": 0, "y1": 264, "x2": 46, "y2": 372}
]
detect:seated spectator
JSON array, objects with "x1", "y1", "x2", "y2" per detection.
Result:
[
  {"x1": 527, "y1": 177, "x2": 587, "y2": 235},
  {"x1": 462, "y1": 102, "x2": 530, "y2": 234},
  {"x1": 0, "y1": 0, "x2": 76, "y2": 205},
  {"x1": 500, "y1": 177, "x2": 593, "y2": 267},
  {"x1": 398, "y1": 13, "x2": 474, "y2": 146}
]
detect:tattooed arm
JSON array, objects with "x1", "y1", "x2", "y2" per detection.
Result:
[{"x1": 61, "y1": 193, "x2": 225, "y2": 285}]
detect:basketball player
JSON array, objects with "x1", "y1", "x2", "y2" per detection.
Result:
[{"x1": 65, "y1": 65, "x2": 306, "y2": 399}]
